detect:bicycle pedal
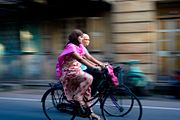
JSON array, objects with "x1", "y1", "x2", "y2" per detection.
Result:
[{"x1": 76, "y1": 105, "x2": 91, "y2": 118}]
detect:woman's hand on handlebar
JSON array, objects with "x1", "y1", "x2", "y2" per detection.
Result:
[
  {"x1": 93, "y1": 65, "x2": 102, "y2": 72},
  {"x1": 100, "y1": 62, "x2": 109, "y2": 68},
  {"x1": 94, "y1": 62, "x2": 109, "y2": 71},
  {"x1": 94, "y1": 65, "x2": 102, "y2": 71}
]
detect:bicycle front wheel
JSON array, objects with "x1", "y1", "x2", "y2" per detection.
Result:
[{"x1": 102, "y1": 85, "x2": 142, "y2": 120}]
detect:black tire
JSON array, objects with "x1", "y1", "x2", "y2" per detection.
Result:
[
  {"x1": 102, "y1": 85, "x2": 143, "y2": 120},
  {"x1": 42, "y1": 87, "x2": 72, "y2": 120}
]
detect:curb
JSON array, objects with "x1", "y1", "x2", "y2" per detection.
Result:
[{"x1": 0, "y1": 83, "x2": 22, "y2": 92}]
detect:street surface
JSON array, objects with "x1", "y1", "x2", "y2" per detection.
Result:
[{"x1": 0, "y1": 89, "x2": 180, "y2": 120}]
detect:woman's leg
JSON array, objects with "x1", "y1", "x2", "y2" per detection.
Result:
[
  {"x1": 73, "y1": 72, "x2": 101, "y2": 120},
  {"x1": 73, "y1": 72, "x2": 93, "y2": 105}
]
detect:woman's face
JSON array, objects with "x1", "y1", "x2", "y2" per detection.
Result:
[{"x1": 78, "y1": 35, "x2": 84, "y2": 44}]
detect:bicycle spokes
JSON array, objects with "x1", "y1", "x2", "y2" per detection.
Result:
[{"x1": 102, "y1": 86, "x2": 142, "y2": 120}]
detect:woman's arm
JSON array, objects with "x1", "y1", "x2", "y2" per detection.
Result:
[
  {"x1": 71, "y1": 52, "x2": 98, "y2": 69},
  {"x1": 84, "y1": 53, "x2": 105, "y2": 67}
]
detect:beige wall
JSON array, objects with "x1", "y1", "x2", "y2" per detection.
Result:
[{"x1": 107, "y1": 0, "x2": 158, "y2": 80}]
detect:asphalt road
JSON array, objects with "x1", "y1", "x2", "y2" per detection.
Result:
[{"x1": 0, "y1": 89, "x2": 180, "y2": 120}]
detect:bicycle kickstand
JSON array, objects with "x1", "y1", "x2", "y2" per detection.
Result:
[{"x1": 70, "y1": 107, "x2": 78, "y2": 120}]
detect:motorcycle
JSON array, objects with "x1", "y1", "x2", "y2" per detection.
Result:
[{"x1": 112, "y1": 60, "x2": 152, "y2": 96}]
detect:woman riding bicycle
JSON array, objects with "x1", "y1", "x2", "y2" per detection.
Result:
[{"x1": 56, "y1": 29, "x2": 105, "y2": 120}]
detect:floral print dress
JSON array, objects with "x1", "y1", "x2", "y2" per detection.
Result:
[{"x1": 59, "y1": 54, "x2": 93, "y2": 103}]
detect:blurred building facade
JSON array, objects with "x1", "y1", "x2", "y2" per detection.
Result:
[
  {"x1": 0, "y1": 0, "x2": 179, "y2": 84},
  {"x1": 108, "y1": 0, "x2": 180, "y2": 82}
]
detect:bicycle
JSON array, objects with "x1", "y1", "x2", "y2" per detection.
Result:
[{"x1": 41, "y1": 65, "x2": 143, "y2": 120}]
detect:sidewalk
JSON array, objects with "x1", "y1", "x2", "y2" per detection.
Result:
[
  {"x1": 0, "y1": 79, "x2": 54, "y2": 93},
  {"x1": 0, "y1": 87, "x2": 46, "y2": 100},
  {"x1": 0, "y1": 86, "x2": 179, "y2": 102}
]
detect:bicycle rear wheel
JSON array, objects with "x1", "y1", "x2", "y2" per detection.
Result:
[
  {"x1": 41, "y1": 87, "x2": 74, "y2": 120},
  {"x1": 102, "y1": 85, "x2": 142, "y2": 120}
]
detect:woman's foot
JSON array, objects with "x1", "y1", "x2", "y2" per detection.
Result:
[{"x1": 90, "y1": 112, "x2": 101, "y2": 120}]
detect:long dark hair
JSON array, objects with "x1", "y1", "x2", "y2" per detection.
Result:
[{"x1": 66, "y1": 29, "x2": 83, "y2": 46}]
